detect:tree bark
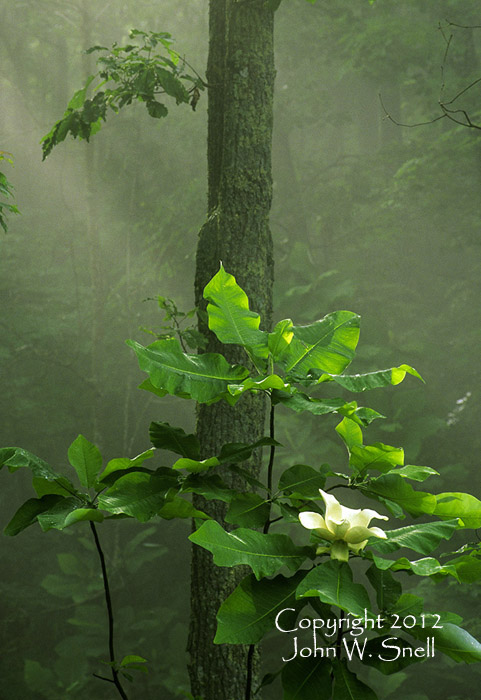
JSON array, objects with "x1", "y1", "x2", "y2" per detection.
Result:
[{"x1": 188, "y1": 1, "x2": 275, "y2": 698}]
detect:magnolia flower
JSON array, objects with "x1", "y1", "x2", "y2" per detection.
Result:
[{"x1": 299, "y1": 489, "x2": 389, "y2": 562}]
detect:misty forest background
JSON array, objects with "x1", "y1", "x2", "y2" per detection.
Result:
[{"x1": 1, "y1": 0, "x2": 481, "y2": 698}]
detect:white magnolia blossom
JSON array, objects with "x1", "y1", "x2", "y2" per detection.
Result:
[{"x1": 299, "y1": 489, "x2": 389, "y2": 562}]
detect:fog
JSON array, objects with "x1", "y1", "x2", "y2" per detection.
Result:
[{"x1": 1, "y1": 0, "x2": 480, "y2": 697}]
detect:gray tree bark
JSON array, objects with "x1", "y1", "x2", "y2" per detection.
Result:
[{"x1": 188, "y1": 1, "x2": 276, "y2": 698}]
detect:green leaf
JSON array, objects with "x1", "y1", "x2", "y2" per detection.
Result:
[
  {"x1": 126, "y1": 337, "x2": 249, "y2": 403},
  {"x1": 227, "y1": 374, "x2": 289, "y2": 399},
  {"x1": 332, "y1": 659, "x2": 378, "y2": 700},
  {"x1": 319, "y1": 364, "x2": 423, "y2": 392},
  {"x1": 67, "y1": 435, "x2": 102, "y2": 488},
  {"x1": 409, "y1": 623, "x2": 481, "y2": 663},
  {"x1": 215, "y1": 571, "x2": 305, "y2": 644},
  {"x1": 225, "y1": 493, "x2": 270, "y2": 528},
  {"x1": 365, "y1": 565, "x2": 402, "y2": 611},
  {"x1": 268, "y1": 319, "x2": 293, "y2": 359},
  {"x1": 149, "y1": 421, "x2": 199, "y2": 458},
  {"x1": 180, "y1": 473, "x2": 236, "y2": 503},
  {"x1": 433, "y1": 492, "x2": 481, "y2": 529},
  {"x1": 335, "y1": 417, "x2": 363, "y2": 451},
  {"x1": 0, "y1": 447, "x2": 60, "y2": 480},
  {"x1": 368, "y1": 553, "x2": 459, "y2": 580},
  {"x1": 350, "y1": 442, "x2": 404, "y2": 475},
  {"x1": 362, "y1": 636, "x2": 421, "y2": 675},
  {"x1": 157, "y1": 495, "x2": 209, "y2": 520},
  {"x1": 189, "y1": 520, "x2": 312, "y2": 579},
  {"x1": 275, "y1": 392, "x2": 357, "y2": 418},
  {"x1": 279, "y1": 311, "x2": 360, "y2": 377},
  {"x1": 203, "y1": 265, "x2": 268, "y2": 359},
  {"x1": 370, "y1": 520, "x2": 460, "y2": 556},
  {"x1": 32, "y1": 476, "x2": 79, "y2": 498},
  {"x1": 296, "y1": 560, "x2": 372, "y2": 617},
  {"x1": 98, "y1": 472, "x2": 175, "y2": 522},
  {"x1": 120, "y1": 655, "x2": 148, "y2": 667},
  {"x1": 4, "y1": 495, "x2": 64, "y2": 536},
  {"x1": 389, "y1": 465, "x2": 439, "y2": 482},
  {"x1": 99, "y1": 449, "x2": 155, "y2": 482},
  {"x1": 172, "y1": 437, "x2": 279, "y2": 473},
  {"x1": 449, "y1": 554, "x2": 481, "y2": 583},
  {"x1": 281, "y1": 657, "x2": 332, "y2": 700},
  {"x1": 277, "y1": 464, "x2": 328, "y2": 499},
  {"x1": 361, "y1": 474, "x2": 436, "y2": 517},
  {"x1": 67, "y1": 74, "x2": 95, "y2": 109},
  {"x1": 36, "y1": 498, "x2": 104, "y2": 531}
]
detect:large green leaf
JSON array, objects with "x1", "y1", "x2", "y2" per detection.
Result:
[
  {"x1": 367, "y1": 552, "x2": 459, "y2": 580},
  {"x1": 126, "y1": 337, "x2": 249, "y2": 403},
  {"x1": 203, "y1": 265, "x2": 268, "y2": 359},
  {"x1": 157, "y1": 495, "x2": 209, "y2": 520},
  {"x1": 365, "y1": 565, "x2": 402, "y2": 611},
  {"x1": 296, "y1": 561, "x2": 372, "y2": 617},
  {"x1": 370, "y1": 520, "x2": 460, "y2": 556},
  {"x1": 318, "y1": 364, "x2": 423, "y2": 392},
  {"x1": 268, "y1": 319, "x2": 293, "y2": 359},
  {"x1": 180, "y1": 473, "x2": 236, "y2": 503},
  {"x1": 409, "y1": 623, "x2": 481, "y2": 663},
  {"x1": 332, "y1": 659, "x2": 378, "y2": 700},
  {"x1": 67, "y1": 435, "x2": 102, "y2": 489},
  {"x1": 98, "y1": 472, "x2": 175, "y2": 522},
  {"x1": 362, "y1": 636, "x2": 421, "y2": 675},
  {"x1": 189, "y1": 520, "x2": 312, "y2": 579},
  {"x1": 361, "y1": 474, "x2": 436, "y2": 517},
  {"x1": 36, "y1": 498, "x2": 104, "y2": 531},
  {"x1": 277, "y1": 464, "x2": 329, "y2": 499},
  {"x1": 215, "y1": 571, "x2": 305, "y2": 644},
  {"x1": 281, "y1": 657, "x2": 332, "y2": 700},
  {"x1": 149, "y1": 421, "x2": 200, "y2": 458},
  {"x1": 172, "y1": 437, "x2": 279, "y2": 473},
  {"x1": 0, "y1": 447, "x2": 60, "y2": 481},
  {"x1": 225, "y1": 493, "x2": 270, "y2": 528},
  {"x1": 350, "y1": 442, "x2": 404, "y2": 475},
  {"x1": 433, "y1": 492, "x2": 481, "y2": 529},
  {"x1": 98, "y1": 449, "x2": 155, "y2": 483},
  {"x1": 278, "y1": 311, "x2": 360, "y2": 377},
  {"x1": 4, "y1": 495, "x2": 65, "y2": 536}
]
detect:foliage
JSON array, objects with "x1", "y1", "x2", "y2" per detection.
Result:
[
  {"x1": 0, "y1": 152, "x2": 19, "y2": 233},
  {"x1": 41, "y1": 29, "x2": 205, "y2": 159},
  {"x1": 3, "y1": 267, "x2": 481, "y2": 698}
]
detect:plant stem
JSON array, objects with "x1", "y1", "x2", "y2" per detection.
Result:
[
  {"x1": 246, "y1": 402, "x2": 277, "y2": 699},
  {"x1": 89, "y1": 521, "x2": 129, "y2": 700}
]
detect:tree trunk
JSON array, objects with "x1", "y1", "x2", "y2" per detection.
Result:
[{"x1": 188, "y1": 1, "x2": 275, "y2": 698}]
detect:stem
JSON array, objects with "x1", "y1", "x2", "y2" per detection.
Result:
[
  {"x1": 89, "y1": 521, "x2": 129, "y2": 700},
  {"x1": 246, "y1": 403, "x2": 276, "y2": 699}
]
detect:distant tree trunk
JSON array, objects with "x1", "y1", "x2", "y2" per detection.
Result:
[{"x1": 188, "y1": 1, "x2": 275, "y2": 698}]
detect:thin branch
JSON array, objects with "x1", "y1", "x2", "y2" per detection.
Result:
[{"x1": 89, "y1": 522, "x2": 129, "y2": 700}]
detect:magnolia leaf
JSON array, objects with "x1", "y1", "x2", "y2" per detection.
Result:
[
  {"x1": 36, "y1": 498, "x2": 104, "y2": 531},
  {"x1": 149, "y1": 421, "x2": 199, "y2": 458},
  {"x1": 225, "y1": 493, "x2": 270, "y2": 528},
  {"x1": 409, "y1": 623, "x2": 481, "y2": 663},
  {"x1": 98, "y1": 472, "x2": 176, "y2": 522},
  {"x1": 189, "y1": 520, "x2": 312, "y2": 580},
  {"x1": 180, "y1": 473, "x2": 236, "y2": 503},
  {"x1": 203, "y1": 265, "x2": 268, "y2": 359},
  {"x1": 215, "y1": 571, "x2": 305, "y2": 644},
  {"x1": 4, "y1": 495, "x2": 65, "y2": 536},
  {"x1": 318, "y1": 364, "x2": 423, "y2": 392},
  {"x1": 361, "y1": 474, "x2": 436, "y2": 517},
  {"x1": 296, "y1": 560, "x2": 372, "y2": 617},
  {"x1": 370, "y1": 520, "x2": 460, "y2": 556},
  {"x1": 268, "y1": 319, "x2": 293, "y2": 359},
  {"x1": 362, "y1": 636, "x2": 421, "y2": 675},
  {"x1": 157, "y1": 496, "x2": 209, "y2": 520},
  {"x1": 335, "y1": 417, "x2": 363, "y2": 451},
  {"x1": 281, "y1": 657, "x2": 332, "y2": 700},
  {"x1": 433, "y1": 492, "x2": 481, "y2": 529},
  {"x1": 278, "y1": 311, "x2": 360, "y2": 377},
  {"x1": 350, "y1": 442, "x2": 404, "y2": 475},
  {"x1": 67, "y1": 435, "x2": 102, "y2": 489},
  {"x1": 390, "y1": 465, "x2": 439, "y2": 482},
  {"x1": 127, "y1": 337, "x2": 249, "y2": 403},
  {"x1": 99, "y1": 449, "x2": 155, "y2": 482},
  {"x1": 332, "y1": 659, "x2": 378, "y2": 700},
  {"x1": 365, "y1": 565, "x2": 401, "y2": 612},
  {"x1": 0, "y1": 447, "x2": 60, "y2": 481},
  {"x1": 277, "y1": 464, "x2": 329, "y2": 499}
]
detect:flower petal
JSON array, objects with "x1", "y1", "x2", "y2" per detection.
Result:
[
  {"x1": 349, "y1": 508, "x2": 389, "y2": 529},
  {"x1": 328, "y1": 519, "x2": 350, "y2": 538},
  {"x1": 319, "y1": 489, "x2": 343, "y2": 522},
  {"x1": 345, "y1": 525, "x2": 387, "y2": 543},
  {"x1": 299, "y1": 511, "x2": 327, "y2": 531}
]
